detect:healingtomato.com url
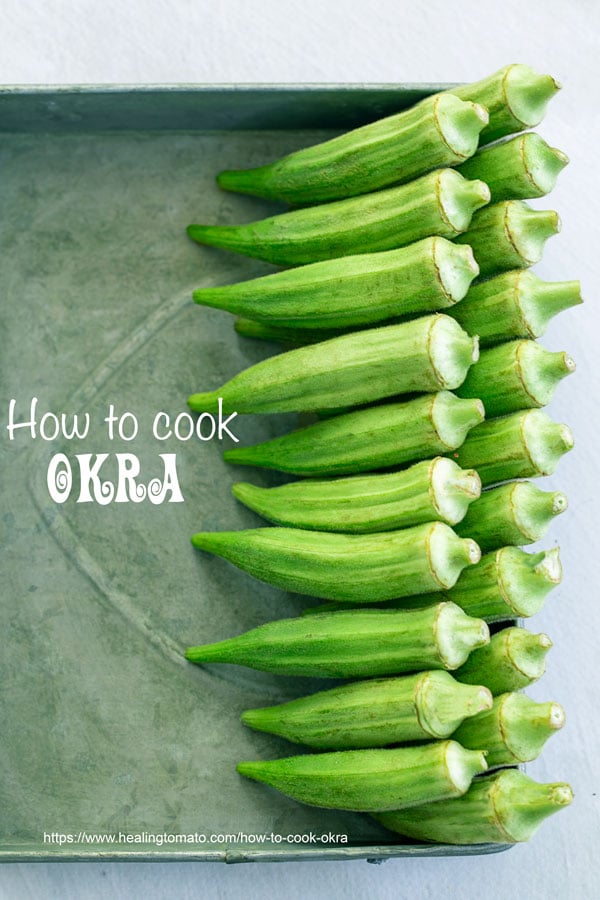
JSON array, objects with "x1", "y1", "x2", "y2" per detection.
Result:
[{"x1": 43, "y1": 830, "x2": 349, "y2": 847}]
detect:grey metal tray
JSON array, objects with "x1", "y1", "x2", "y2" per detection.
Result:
[{"x1": 0, "y1": 84, "x2": 508, "y2": 862}]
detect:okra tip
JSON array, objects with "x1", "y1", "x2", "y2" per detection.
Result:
[
  {"x1": 191, "y1": 531, "x2": 223, "y2": 552},
  {"x1": 236, "y1": 760, "x2": 264, "y2": 781},
  {"x1": 187, "y1": 223, "x2": 238, "y2": 252},
  {"x1": 188, "y1": 391, "x2": 220, "y2": 414},
  {"x1": 216, "y1": 166, "x2": 269, "y2": 196}
]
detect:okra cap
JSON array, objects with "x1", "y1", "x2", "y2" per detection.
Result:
[{"x1": 438, "y1": 170, "x2": 491, "y2": 234}]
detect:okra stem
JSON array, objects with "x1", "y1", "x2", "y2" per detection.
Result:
[
  {"x1": 193, "y1": 238, "x2": 479, "y2": 330},
  {"x1": 455, "y1": 200, "x2": 560, "y2": 278},
  {"x1": 454, "y1": 692, "x2": 565, "y2": 768},
  {"x1": 451, "y1": 408, "x2": 574, "y2": 486},
  {"x1": 242, "y1": 671, "x2": 492, "y2": 749},
  {"x1": 185, "y1": 603, "x2": 490, "y2": 677},
  {"x1": 188, "y1": 315, "x2": 479, "y2": 415},
  {"x1": 376, "y1": 770, "x2": 573, "y2": 844},
  {"x1": 456, "y1": 482, "x2": 567, "y2": 551},
  {"x1": 456, "y1": 340, "x2": 575, "y2": 416},
  {"x1": 237, "y1": 741, "x2": 488, "y2": 812},
  {"x1": 191, "y1": 522, "x2": 481, "y2": 602},
  {"x1": 217, "y1": 93, "x2": 488, "y2": 203},
  {"x1": 233, "y1": 457, "x2": 481, "y2": 533},
  {"x1": 449, "y1": 64, "x2": 561, "y2": 143},
  {"x1": 454, "y1": 626, "x2": 552, "y2": 694},
  {"x1": 224, "y1": 391, "x2": 485, "y2": 476},
  {"x1": 188, "y1": 169, "x2": 490, "y2": 266},
  {"x1": 449, "y1": 270, "x2": 582, "y2": 347},
  {"x1": 457, "y1": 133, "x2": 568, "y2": 202}
]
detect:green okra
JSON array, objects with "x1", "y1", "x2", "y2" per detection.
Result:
[
  {"x1": 234, "y1": 317, "x2": 332, "y2": 346},
  {"x1": 376, "y1": 769, "x2": 573, "y2": 844},
  {"x1": 449, "y1": 63, "x2": 562, "y2": 144},
  {"x1": 233, "y1": 457, "x2": 481, "y2": 533},
  {"x1": 242, "y1": 671, "x2": 492, "y2": 749},
  {"x1": 454, "y1": 200, "x2": 560, "y2": 278},
  {"x1": 188, "y1": 315, "x2": 479, "y2": 416},
  {"x1": 449, "y1": 270, "x2": 583, "y2": 347},
  {"x1": 192, "y1": 237, "x2": 479, "y2": 330},
  {"x1": 455, "y1": 482, "x2": 568, "y2": 552},
  {"x1": 237, "y1": 740, "x2": 488, "y2": 813},
  {"x1": 191, "y1": 522, "x2": 481, "y2": 603},
  {"x1": 187, "y1": 169, "x2": 490, "y2": 267},
  {"x1": 303, "y1": 546, "x2": 562, "y2": 622},
  {"x1": 456, "y1": 339, "x2": 575, "y2": 416},
  {"x1": 185, "y1": 602, "x2": 490, "y2": 678},
  {"x1": 451, "y1": 408, "x2": 574, "y2": 486},
  {"x1": 453, "y1": 692, "x2": 565, "y2": 769},
  {"x1": 224, "y1": 391, "x2": 485, "y2": 476},
  {"x1": 457, "y1": 133, "x2": 568, "y2": 202},
  {"x1": 445, "y1": 546, "x2": 563, "y2": 621},
  {"x1": 217, "y1": 94, "x2": 488, "y2": 204},
  {"x1": 454, "y1": 626, "x2": 552, "y2": 695}
]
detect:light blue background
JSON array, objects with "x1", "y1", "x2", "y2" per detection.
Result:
[{"x1": 1, "y1": 1, "x2": 598, "y2": 897}]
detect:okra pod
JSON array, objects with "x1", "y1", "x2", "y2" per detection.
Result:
[
  {"x1": 185, "y1": 603, "x2": 490, "y2": 677},
  {"x1": 454, "y1": 691, "x2": 565, "y2": 768},
  {"x1": 192, "y1": 238, "x2": 479, "y2": 330},
  {"x1": 457, "y1": 133, "x2": 568, "y2": 202},
  {"x1": 449, "y1": 270, "x2": 583, "y2": 347},
  {"x1": 224, "y1": 391, "x2": 485, "y2": 476},
  {"x1": 217, "y1": 93, "x2": 488, "y2": 203},
  {"x1": 456, "y1": 482, "x2": 568, "y2": 552},
  {"x1": 188, "y1": 315, "x2": 479, "y2": 416},
  {"x1": 456, "y1": 339, "x2": 575, "y2": 416},
  {"x1": 191, "y1": 522, "x2": 481, "y2": 602},
  {"x1": 242, "y1": 671, "x2": 492, "y2": 749},
  {"x1": 237, "y1": 741, "x2": 488, "y2": 812},
  {"x1": 449, "y1": 64, "x2": 561, "y2": 144},
  {"x1": 451, "y1": 408, "x2": 574, "y2": 486},
  {"x1": 445, "y1": 546, "x2": 563, "y2": 620},
  {"x1": 233, "y1": 457, "x2": 481, "y2": 533},
  {"x1": 376, "y1": 769, "x2": 573, "y2": 844},
  {"x1": 454, "y1": 200, "x2": 560, "y2": 278},
  {"x1": 454, "y1": 626, "x2": 552, "y2": 695},
  {"x1": 188, "y1": 169, "x2": 490, "y2": 266},
  {"x1": 303, "y1": 546, "x2": 562, "y2": 622},
  {"x1": 234, "y1": 317, "x2": 333, "y2": 346}
]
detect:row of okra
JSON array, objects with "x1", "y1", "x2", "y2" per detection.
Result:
[{"x1": 183, "y1": 64, "x2": 576, "y2": 847}]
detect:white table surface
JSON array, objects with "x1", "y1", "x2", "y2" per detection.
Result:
[{"x1": 1, "y1": 1, "x2": 599, "y2": 897}]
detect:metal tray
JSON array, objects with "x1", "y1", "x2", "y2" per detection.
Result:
[{"x1": 0, "y1": 84, "x2": 509, "y2": 862}]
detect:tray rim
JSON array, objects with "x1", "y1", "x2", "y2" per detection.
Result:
[{"x1": 0, "y1": 81, "x2": 514, "y2": 864}]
